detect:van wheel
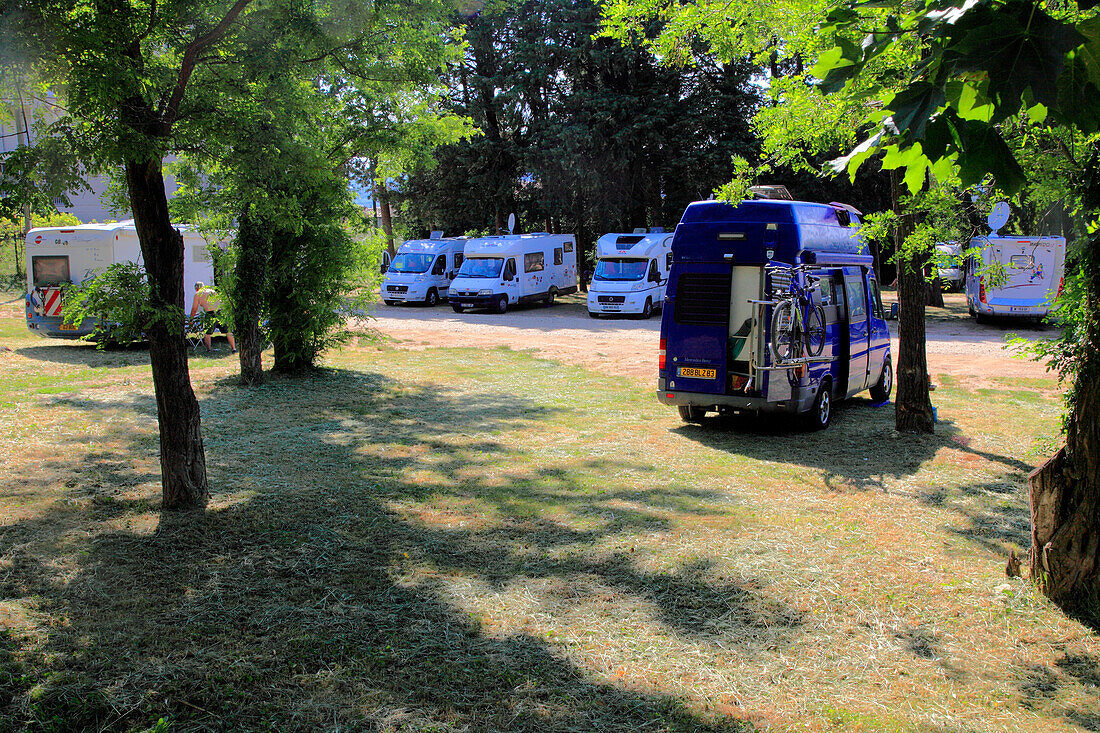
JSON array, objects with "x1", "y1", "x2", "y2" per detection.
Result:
[
  {"x1": 804, "y1": 379, "x2": 832, "y2": 431},
  {"x1": 640, "y1": 298, "x2": 653, "y2": 319},
  {"x1": 588, "y1": 311, "x2": 599, "y2": 319},
  {"x1": 496, "y1": 294, "x2": 509, "y2": 314},
  {"x1": 545, "y1": 289, "x2": 556, "y2": 307},
  {"x1": 425, "y1": 289, "x2": 439, "y2": 307},
  {"x1": 451, "y1": 304, "x2": 464, "y2": 313},
  {"x1": 678, "y1": 405, "x2": 706, "y2": 423},
  {"x1": 869, "y1": 358, "x2": 892, "y2": 402}
]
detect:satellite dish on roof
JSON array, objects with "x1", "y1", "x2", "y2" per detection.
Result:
[
  {"x1": 988, "y1": 201, "x2": 1010, "y2": 234},
  {"x1": 506, "y1": 213, "x2": 516, "y2": 234}
]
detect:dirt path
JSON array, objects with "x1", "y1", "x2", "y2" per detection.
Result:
[{"x1": 357, "y1": 292, "x2": 1056, "y2": 386}]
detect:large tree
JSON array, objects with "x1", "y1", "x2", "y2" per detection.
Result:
[{"x1": 812, "y1": 0, "x2": 1100, "y2": 619}]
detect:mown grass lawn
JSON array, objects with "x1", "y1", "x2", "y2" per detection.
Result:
[{"x1": 0, "y1": 290, "x2": 1097, "y2": 732}]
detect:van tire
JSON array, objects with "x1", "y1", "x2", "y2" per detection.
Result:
[
  {"x1": 425, "y1": 289, "x2": 439, "y2": 307},
  {"x1": 496, "y1": 294, "x2": 509, "y2": 314},
  {"x1": 588, "y1": 311, "x2": 599, "y2": 319},
  {"x1": 451, "y1": 304, "x2": 464, "y2": 313},
  {"x1": 678, "y1": 405, "x2": 706, "y2": 423},
  {"x1": 640, "y1": 298, "x2": 653, "y2": 319},
  {"x1": 869, "y1": 358, "x2": 892, "y2": 402},
  {"x1": 545, "y1": 288, "x2": 556, "y2": 307},
  {"x1": 804, "y1": 379, "x2": 832, "y2": 431}
]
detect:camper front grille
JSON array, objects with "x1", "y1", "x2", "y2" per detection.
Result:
[
  {"x1": 597, "y1": 296, "x2": 626, "y2": 304},
  {"x1": 387, "y1": 285, "x2": 409, "y2": 293},
  {"x1": 673, "y1": 274, "x2": 731, "y2": 325}
]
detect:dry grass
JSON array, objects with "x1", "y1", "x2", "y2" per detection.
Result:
[{"x1": 0, "y1": 288, "x2": 1097, "y2": 732}]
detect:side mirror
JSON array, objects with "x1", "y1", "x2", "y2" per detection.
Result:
[{"x1": 380, "y1": 263, "x2": 388, "y2": 274}]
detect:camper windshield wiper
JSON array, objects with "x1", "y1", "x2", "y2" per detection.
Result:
[{"x1": 594, "y1": 258, "x2": 647, "y2": 281}]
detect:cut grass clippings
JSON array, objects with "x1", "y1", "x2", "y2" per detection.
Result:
[{"x1": 0, "y1": 292, "x2": 1097, "y2": 732}]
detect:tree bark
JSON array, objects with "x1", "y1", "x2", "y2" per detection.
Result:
[
  {"x1": 125, "y1": 157, "x2": 209, "y2": 510},
  {"x1": 1029, "y1": 245, "x2": 1100, "y2": 622},
  {"x1": 231, "y1": 207, "x2": 269, "y2": 385},
  {"x1": 891, "y1": 169, "x2": 934, "y2": 433},
  {"x1": 376, "y1": 181, "x2": 396, "y2": 257}
]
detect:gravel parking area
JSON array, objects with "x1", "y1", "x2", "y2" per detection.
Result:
[{"x1": 357, "y1": 292, "x2": 1056, "y2": 387}]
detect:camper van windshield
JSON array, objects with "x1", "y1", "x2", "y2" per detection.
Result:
[
  {"x1": 594, "y1": 258, "x2": 648, "y2": 281},
  {"x1": 389, "y1": 253, "x2": 434, "y2": 273},
  {"x1": 458, "y1": 257, "x2": 503, "y2": 278}
]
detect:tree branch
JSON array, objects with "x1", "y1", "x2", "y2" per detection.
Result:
[{"x1": 161, "y1": 0, "x2": 256, "y2": 124}]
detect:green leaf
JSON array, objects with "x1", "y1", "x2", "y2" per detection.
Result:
[{"x1": 888, "y1": 82, "x2": 945, "y2": 139}]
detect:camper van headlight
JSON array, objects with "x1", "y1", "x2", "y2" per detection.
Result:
[
  {"x1": 414, "y1": 274, "x2": 427, "y2": 282},
  {"x1": 478, "y1": 289, "x2": 493, "y2": 296}
]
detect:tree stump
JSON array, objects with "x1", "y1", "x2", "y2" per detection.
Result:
[{"x1": 1029, "y1": 447, "x2": 1100, "y2": 622}]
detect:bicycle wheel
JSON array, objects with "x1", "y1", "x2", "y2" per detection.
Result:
[
  {"x1": 804, "y1": 304, "x2": 826, "y2": 357},
  {"x1": 770, "y1": 300, "x2": 800, "y2": 362}
]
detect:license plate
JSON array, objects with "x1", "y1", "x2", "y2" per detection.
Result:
[
  {"x1": 1009, "y1": 306, "x2": 1029, "y2": 313},
  {"x1": 604, "y1": 305, "x2": 621, "y2": 310},
  {"x1": 678, "y1": 366, "x2": 716, "y2": 379},
  {"x1": 59, "y1": 323, "x2": 77, "y2": 331},
  {"x1": 462, "y1": 302, "x2": 473, "y2": 308}
]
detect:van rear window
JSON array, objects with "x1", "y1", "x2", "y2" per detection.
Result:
[
  {"x1": 32, "y1": 256, "x2": 71, "y2": 287},
  {"x1": 674, "y1": 274, "x2": 731, "y2": 326},
  {"x1": 1010, "y1": 254, "x2": 1035, "y2": 269}
]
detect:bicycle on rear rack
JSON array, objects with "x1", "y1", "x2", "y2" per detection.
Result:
[{"x1": 765, "y1": 263, "x2": 827, "y2": 364}]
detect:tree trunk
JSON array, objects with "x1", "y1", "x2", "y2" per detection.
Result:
[
  {"x1": 125, "y1": 158, "x2": 209, "y2": 510},
  {"x1": 891, "y1": 170, "x2": 934, "y2": 434},
  {"x1": 231, "y1": 207, "x2": 270, "y2": 386},
  {"x1": 1029, "y1": 245, "x2": 1100, "y2": 622},
  {"x1": 376, "y1": 182, "x2": 396, "y2": 256}
]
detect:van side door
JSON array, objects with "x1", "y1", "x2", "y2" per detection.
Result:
[
  {"x1": 866, "y1": 275, "x2": 890, "y2": 386},
  {"x1": 843, "y1": 269, "x2": 871, "y2": 396},
  {"x1": 431, "y1": 254, "x2": 447, "y2": 295},
  {"x1": 502, "y1": 258, "x2": 519, "y2": 302}
]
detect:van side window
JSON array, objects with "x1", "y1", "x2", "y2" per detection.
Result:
[
  {"x1": 554, "y1": 248, "x2": 563, "y2": 266},
  {"x1": 454, "y1": 253, "x2": 464, "y2": 270},
  {"x1": 432, "y1": 255, "x2": 446, "y2": 276},
  {"x1": 846, "y1": 279, "x2": 867, "y2": 318},
  {"x1": 868, "y1": 279, "x2": 885, "y2": 319},
  {"x1": 815, "y1": 275, "x2": 833, "y2": 306},
  {"x1": 648, "y1": 259, "x2": 659, "y2": 281},
  {"x1": 524, "y1": 252, "x2": 544, "y2": 273},
  {"x1": 564, "y1": 240, "x2": 574, "y2": 253},
  {"x1": 503, "y1": 259, "x2": 516, "y2": 280}
]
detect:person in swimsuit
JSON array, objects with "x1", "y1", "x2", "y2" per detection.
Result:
[{"x1": 189, "y1": 281, "x2": 237, "y2": 353}]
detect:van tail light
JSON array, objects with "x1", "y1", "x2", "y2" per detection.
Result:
[
  {"x1": 1057, "y1": 277, "x2": 1064, "y2": 299},
  {"x1": 659, "y1": 338, "x2": 666, "y2": 370},
  {"x1": 978, "y1": 277, "x2": 987, "y2": 304}
]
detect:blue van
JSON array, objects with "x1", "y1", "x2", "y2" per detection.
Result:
[{"x1": 657, "y1": 199, "x2": 892, "y2": 429}]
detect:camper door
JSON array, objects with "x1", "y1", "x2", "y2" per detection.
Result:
[{"x1": 842, "y1": 269, "x2": 871, "y2": 396}]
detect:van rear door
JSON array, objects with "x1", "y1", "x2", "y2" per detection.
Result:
[
  {"x1": 664, "y1": 266, "x2": 731, "y2": 395},
  {"x1": 989, "y1": 239, "x2": 1060, "y2": 308},
  {"x1": 842, "y1": 269, "x2": 871, "y2": 396}
]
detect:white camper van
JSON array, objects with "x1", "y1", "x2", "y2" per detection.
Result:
[
  {"x1": 965, "y1": 234, "x2": 1066, "y2": 321},
  {"x1": 587, "y1": 229, "x2": 673, "y2": 318},
  {"x1": 381, "y1": 234, "x2": 468, "y2": 306},
  {"x1": 25, "y1": 221, "x2": 217, "y2": 338},
  {"x1": 449, "y1": 233, "x2": 578, "y2": 313}
]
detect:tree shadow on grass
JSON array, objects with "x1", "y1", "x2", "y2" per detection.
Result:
[
  {"x1": 1018, "y1": 652, "x2": 1100, "y2": 731},
  {"x1": 15, "y1": 341, "x2": 152, "y2": 369},
  {"x1": 675, "y1": 399, "x2": 1038, "y2": 558},
  {"x1": 1, "y1": 367, "x2": 783, "y2": 731}
]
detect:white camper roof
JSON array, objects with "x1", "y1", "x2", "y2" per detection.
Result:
[
  {"x1": 397, "y1": 237, "x2": 468, "y2": 255},
  {"x1": 976, "y1": 234, "x2": 1066, "y2": 249},
  {"x1": 463, "y1": 233, "x2": 574, "y2": 258},
  {"x1": 595, "y1": 231, "x2": 673, "y2": 259}
]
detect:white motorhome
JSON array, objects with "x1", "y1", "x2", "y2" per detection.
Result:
[
  {"x1": 587, "y1": 229, "x2": 673, "y2": 318},
  {"x1": 965, "y1": 234, "x2": 1066, "y2": 321},
  {"x1": 380, "y1": 234, "x2": 468, "y2": 306},
  {"x1": 25, "y1": 221, "x2": 217, "y2": 338},
  {"x1": 449, "y1": 233, "x2": 578, "y2": 313}
]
